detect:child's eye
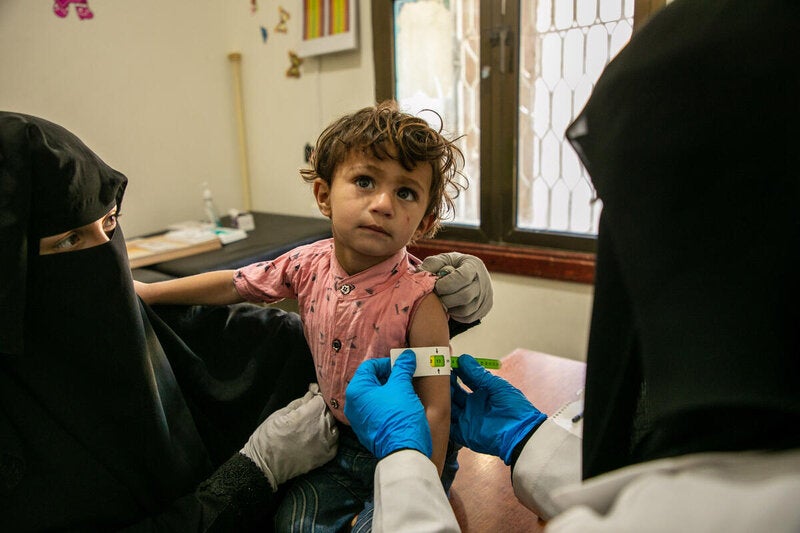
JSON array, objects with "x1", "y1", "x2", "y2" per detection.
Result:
[
  {"x1": 54, "y1": 233, "x2": 81, "y2": 250},
  {"x1": 355, "y1": 176, "x2": 373, "y2": 189},
  {"x1": 397, "y1": 188, "x2": 418, "y2": 202}
]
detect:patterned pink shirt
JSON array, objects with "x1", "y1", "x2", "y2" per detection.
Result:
[{"x1": 234, "y1": 238, "x2": 437, "y2": 424}]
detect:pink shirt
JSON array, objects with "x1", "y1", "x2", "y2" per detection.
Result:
[{"x1": 234, "y1": 238, "x2": 437, "y2": 423}]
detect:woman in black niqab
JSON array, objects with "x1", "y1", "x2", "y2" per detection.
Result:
[
  {"x1": 565, "y1": 0, "x2": 800, "y2": 480},
  {"x1": 0, "y1": 112, "x2": 318, "y2": 530}
]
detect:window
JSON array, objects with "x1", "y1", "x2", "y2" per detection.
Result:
[{"x1": 373, "y1": 0, "x2": 665, "y2": 281}]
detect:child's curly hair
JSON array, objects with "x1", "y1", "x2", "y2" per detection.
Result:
[{"x1": 301, "y1": 100, "x2": 466, "y2": 239}]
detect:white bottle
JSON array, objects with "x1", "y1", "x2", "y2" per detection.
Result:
[{"x1": 203, "y1": 183, "x2": 222, "y2": 227}]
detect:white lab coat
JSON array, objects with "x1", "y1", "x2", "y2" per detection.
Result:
[{"x1": 372, "y1": 419, "x2": 800, "y2": 532}]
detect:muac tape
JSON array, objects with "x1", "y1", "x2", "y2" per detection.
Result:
[{"x1": 390, "y1": 347, "x2": 501, "y2": 377}]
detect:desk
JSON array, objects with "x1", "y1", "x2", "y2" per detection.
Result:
[
  {"x1": 132, "y1": 212, "x2": 331, "y2": 280},
  {"x1": 449, "y1": 348, "x2": 586, "y2": 532}
]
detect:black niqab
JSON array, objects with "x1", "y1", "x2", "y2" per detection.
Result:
[
  {"x1": 1, "y1": 113, "x2": 126, "y2": 356},
  {"x1": 566, "y1": 0, "x2": 800, "y2": 479},
  {"x1": 0, "y1": 112, "x2": 212, "y2": 528},
  {"x1": 1, "y1": 112, "x2": 318, "y2": 530}
]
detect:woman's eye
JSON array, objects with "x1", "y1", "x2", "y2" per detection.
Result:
[
  {"x1": 397, "y1": 188, "x2": 417, "y2": 201},
  {"x1": 103, "y1": 213, "x2": 118, "y2": 232},
  {"x1": 54, "y1": 233, "x2": 80, "y2": 250},
  {"x1": 355, "y1": 176, "x2": 373, "y2": 189}
]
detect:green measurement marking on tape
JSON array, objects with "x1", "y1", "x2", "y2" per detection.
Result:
[
  {"x1": 428, "y1": 355, "x2": 501, "y2": 370},
  {"x1": 430, "y1": 355, "x2": 447, "y2": 367},
  {"x1": 454, "y1": 356, "x2": 502, "y2": 370}
]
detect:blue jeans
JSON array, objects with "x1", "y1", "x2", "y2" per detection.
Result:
[{"x1": 274, "y1": 425, "x2": 460, "y2": 533}]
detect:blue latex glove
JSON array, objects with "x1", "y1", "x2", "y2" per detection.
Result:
[
  {"x1": 451, "y1": 354, "x2": 546, "y2": 465},
  {"x1": 344, "y1": 350, "x2": 433, "y2": 459}
]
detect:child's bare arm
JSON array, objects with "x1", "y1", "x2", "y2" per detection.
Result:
[
  {"x1": 134, "y1": 270, "x2": 243, "y2": 306},
  {"x1": 408, "y1": 292, "x2": 451, "y2": 475}
]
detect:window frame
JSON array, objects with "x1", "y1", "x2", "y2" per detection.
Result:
[{"x1": 372, "y1": 0, "x2": 664, "y2": 283}]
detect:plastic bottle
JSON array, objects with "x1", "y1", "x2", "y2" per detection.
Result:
[{"x1": 202, "y1": 183, "x2": 222, "y2": 227}]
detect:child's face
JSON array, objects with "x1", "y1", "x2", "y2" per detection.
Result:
[{"x1": 313, "y1": 148, "x2": 435, "y2": 274}]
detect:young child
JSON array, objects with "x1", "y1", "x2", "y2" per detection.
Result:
[{"x1": 135, "y1": 100, "x2": 467, "y2": 530}]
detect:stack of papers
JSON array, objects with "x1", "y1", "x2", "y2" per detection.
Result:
[
  {"x1": 127, "y1": 228, "x2": 222, "y2": 268},
  {"x1": 211, "y1": 227, "x2": 248, "y2": 244}
]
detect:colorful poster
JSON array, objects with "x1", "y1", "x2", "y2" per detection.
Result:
[{"x1": 297, "y1": 0, "x2": 357, "y2": 57}]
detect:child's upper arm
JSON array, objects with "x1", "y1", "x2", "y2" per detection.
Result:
[
  {"x1": 408, "y1": 292, "x2": 449, "y2": 348},
  {"x1": 407, "y1": 292, "x2": 450, "y2": 411},
  {"x1": 233, "y1": 251, "x2": 303, "y2": 303},
  {"x1": 408, "y1": 292, "x2": 451, "y2": 471}
]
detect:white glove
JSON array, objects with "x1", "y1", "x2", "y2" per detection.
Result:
[
  {"x1": 421, "y1": 252, "x2": 493, "y2": 323},
  {"x1": 241, "y1": 383, "x2": 338, "y2": 491}
]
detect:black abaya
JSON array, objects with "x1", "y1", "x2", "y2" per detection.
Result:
[
  {"x1": 0, "y1": 112, "x2": 315, "y2": 531},
  {"x1": 565, "y1": 0, "x2": 800, "y2": 479}
]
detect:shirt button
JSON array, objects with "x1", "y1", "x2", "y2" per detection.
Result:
[
  {"x1": 330, "y1": 398, "x2": 340, "y2": 409},
  {"x1": 332, "y1": 339, "x2": 342, "y2": 352},
  {"x1": 339, "y1": 284, "x2": 354, "y2": 295}
]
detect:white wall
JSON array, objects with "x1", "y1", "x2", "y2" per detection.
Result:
[
  {"x1": 0, "y1": 0, "x2": 593, "y2": 360},
  {"x1": 450, "y1": 273, "x2": 593, "y2": 361},
  {"x1": 221, "y1": 0, "x2": 378, "y2": 219},
  {"x1": 0, "y1": 0, "x2": 241, "y2": 237}
]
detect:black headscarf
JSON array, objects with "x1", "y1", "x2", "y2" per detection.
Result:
[
  {"x1": 567, "y1": 0, "x2": 800, "y2": 479},
  {"x1": 0, "y1": 112, "x2": 317, "y2": 530},
  {"x1": 0, "y1": 113, "x2": 127, "y2": 356},
  {"x1": 0, "y1": 112, "x2": 215, "y2": 528}
]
